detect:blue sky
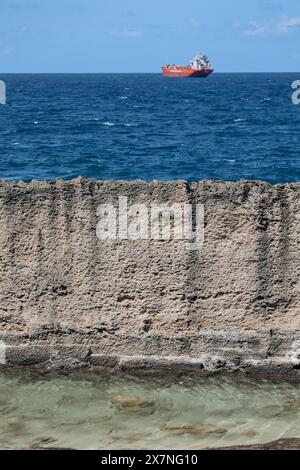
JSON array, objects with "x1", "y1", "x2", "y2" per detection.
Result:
[{"x1": 1, "y1": 0, "x2": 300, "y2": 72}]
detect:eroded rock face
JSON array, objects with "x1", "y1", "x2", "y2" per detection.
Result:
[{"x1": 0, "y1": 178, "x2": 299, "y2": 375}]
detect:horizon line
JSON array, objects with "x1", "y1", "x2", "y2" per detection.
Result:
[{"x1": 1, "y1": 71, "x2": 300, "y2": 74}]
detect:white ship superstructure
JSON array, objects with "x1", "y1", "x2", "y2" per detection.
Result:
[{"x1": 190, "y1": 53, "x2": 212, "y2": 71}]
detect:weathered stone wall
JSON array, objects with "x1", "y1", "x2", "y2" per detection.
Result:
[{"x1": 0, "y1": 178, "x2": 299, "y2": 376}]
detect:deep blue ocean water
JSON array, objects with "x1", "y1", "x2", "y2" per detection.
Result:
[{"x1": 0, "y1": 73, "x2": 300, "y2": 183}]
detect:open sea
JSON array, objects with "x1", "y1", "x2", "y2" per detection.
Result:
[{"x1": 0, "y1": 73, "x2": 300, "y2": 183}]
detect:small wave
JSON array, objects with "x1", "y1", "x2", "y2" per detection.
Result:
[
  {"x1": 124, "y1": 122, "x2": 138, "y2": 127},
  {"x1": 82, "y1": 118, "x2": 100, "y2": 123},
  {"x1": 226, "y1": 159, "x2": 236, "y2": 164},
  {"x1": 234, "y1": 118, "x2": 246, "y2": 123},
  {"x1": 34, "y1": 121, "x2": 39, "y2": 125},
  {"x1": 13, "y1": 142, "x2": 20, "y2": 145},
  {"x1": 120, "y1": 96, "x2": 128, "y2": 100},
  {"x1": 102, "y1": 122, "x2": 115, "y2": 127}
]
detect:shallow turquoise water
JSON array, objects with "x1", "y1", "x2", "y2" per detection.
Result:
[{"x1": 0, "y1": 369, "x2": 299, "y2": 449}]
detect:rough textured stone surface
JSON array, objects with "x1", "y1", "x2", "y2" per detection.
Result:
[{"x1": 0, "y1": 178, "x2": 299, "y2": 376}]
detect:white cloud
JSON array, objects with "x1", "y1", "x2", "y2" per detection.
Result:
[
  {"x1": 243, "y1": 21, "x2": 270, "y2": 36},
  {"x1": 189, "y1": 18, "x2": 200, "y2": 28},
  {"x1": 278, "y1": 16, "x2": 300, "y2": 33},
  {"x1": 110, "y1": 29, "x2": 143, "y2": 38},
  {"x1": 0, "y1": 47, "x2": 12, "y2": 56},
  {"x1": 242, "y1": 16, "x2": 300, "y2": 36}
]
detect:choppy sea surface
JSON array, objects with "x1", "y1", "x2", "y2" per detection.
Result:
[
  {"x1": 0, "y1": 73, "x2": 300, "y2": 183},
  {"x1": 0, "y1": 370, "x2": 299, "y2": 450}
]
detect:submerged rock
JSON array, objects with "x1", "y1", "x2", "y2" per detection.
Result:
[
  {"x1": 165, "y1": 423, "x2": 227, "y2": 438},
  {"x1": 31, "y1": 437, "x2": 58, "y2": 448},
  {"x1": 257, "y1": 405, "x2": 283, "y2": 418},
  {"x1": 238, "y1": 429, "x2": 258, "y2": 438},
  {"x1": 111, "y1": 395, "x2": 155, "y2": 410}
]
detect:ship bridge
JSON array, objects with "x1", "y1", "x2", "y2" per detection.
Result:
[{"x1": 190, "y1": 53, "x2": 211, "y2": 70}]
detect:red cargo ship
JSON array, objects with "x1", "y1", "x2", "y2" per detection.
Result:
[{"x1": 162, "y1": 53, "x2": 213, "y2": 78}]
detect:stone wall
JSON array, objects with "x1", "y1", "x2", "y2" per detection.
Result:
[{"x1": 0, "y1": 178, "x2": 299, "y2": 376}]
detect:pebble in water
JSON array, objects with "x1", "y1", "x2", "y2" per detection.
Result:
[
  {"x1": 111, "y1": 395, "x2": 155, "y2": 410},
  {"x1": 238, "y1": 429, "x2": 258, "y2": 438},
  {"x1": 165, "y1": 423, "x2": 228, "y2": 438}
]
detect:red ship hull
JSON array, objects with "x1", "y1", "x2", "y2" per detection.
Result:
[{"x1": 162, "y1": 66, "x2": 213, "y2": 78}]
